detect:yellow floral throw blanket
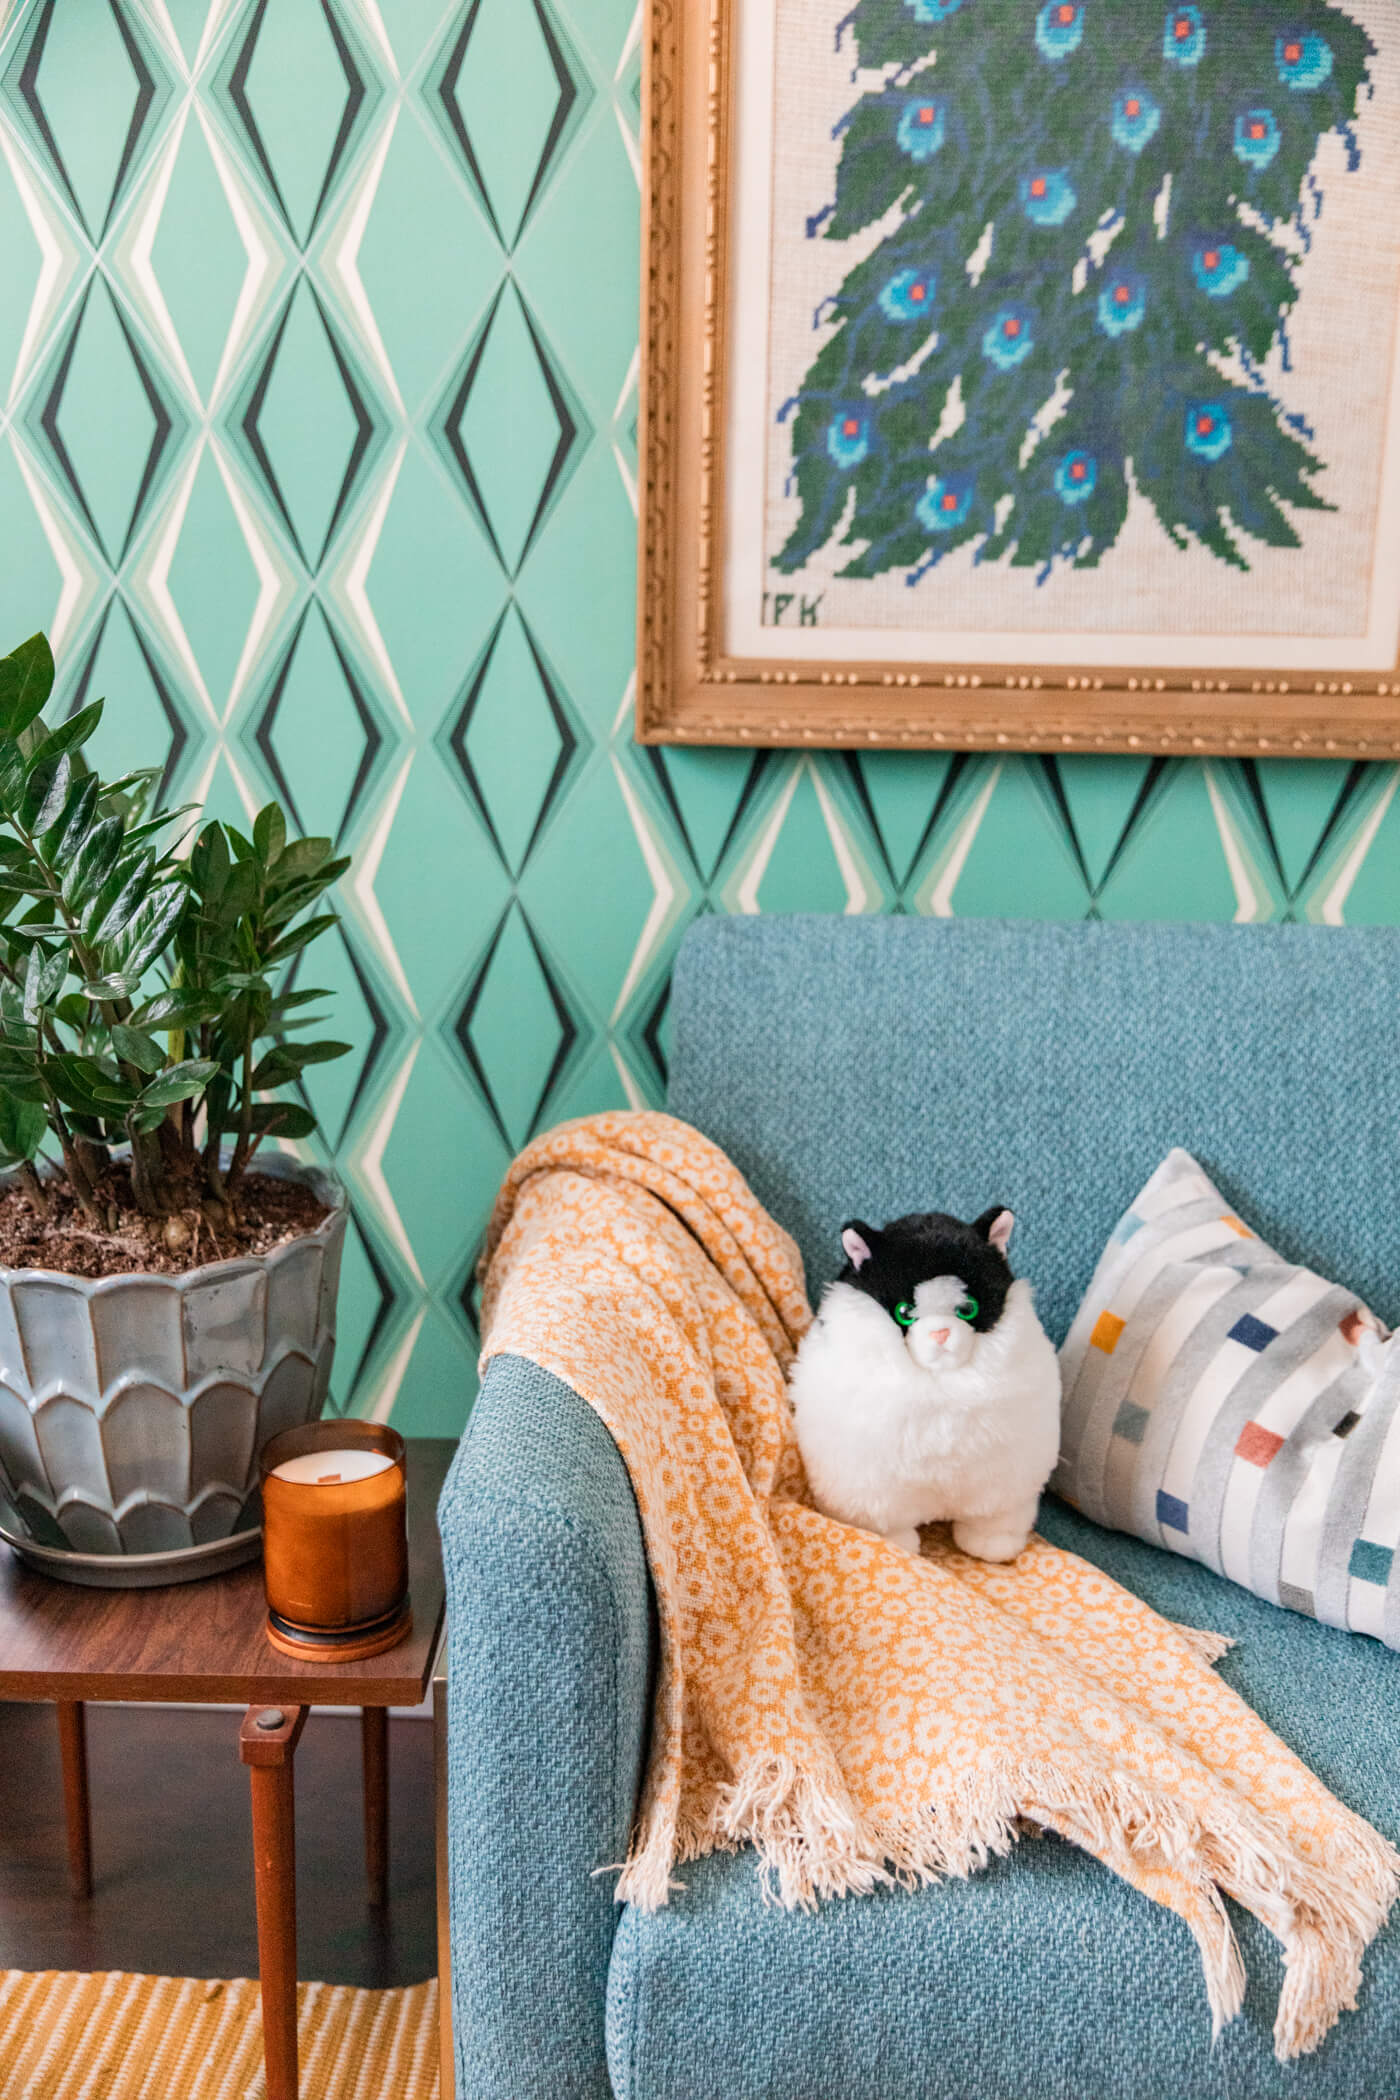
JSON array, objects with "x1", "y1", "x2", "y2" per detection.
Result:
[{"x1": 479, "y1": 1110, "x2": 1399, "y2": 2062}]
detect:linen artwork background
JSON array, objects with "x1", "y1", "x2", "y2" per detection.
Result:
[{"x1": 757, "y1": 0, "x2": 1400, "y2": 650}]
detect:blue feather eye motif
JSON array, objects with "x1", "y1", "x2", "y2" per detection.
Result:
[
  {"x1": 1277, "y1": 32, "x2": 1333, "y2": 89},
  {"x1": 916, "y1": 474, "x2": 975, "y2": 532},
  {"x1": 897, "y1": 98, "x2": 946, "y2": 160},
  {"x1": 1035, "y1": 0, "x2": 1084, "y2": 60},
  {"x1": 905, "y1": 0, "x2": 965, "y2": 19},
  {"x1": 1097, "y1": 273, "x2": 1146, "y2": 337},
  {"x1": 1055, "y1": 451, "x2": 1098, "y2": 505},
  {"x1": 1111, "y1": 89, "x2": 1161, "y2": 155},
  {"x1": 878, "y1": 270, "x2": 937, "y2": 322},
  {"x1": 1020, "y1": 169, "x2": 1076, "y2": 226},
  {"x1": 827, "y1": 412, "x2": 870, "y2": 468},
  {"x1": 983, "y1": 305, "x2": 1035, "y2": 368},
  {"x1": 1192, "y1": 243, "x2": 1250, "y2": 298},
  {"x1": 1185, "y1": 402, "x2": 1233, "y2": 462},
  {"x1": 1234, "y1": 108, "x2": 1282, "y2": 168},
  {"x1": 1164, "y1": 5, "x2": 1205, "y2": 66}
]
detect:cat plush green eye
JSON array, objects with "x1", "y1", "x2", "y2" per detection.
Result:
[
  {"x1": 893, "y1": 1301, "x2": 918, "y2": 1327},
  {"x1": 956, "y1": 1295, "x2": 979, "y2": 1322}
]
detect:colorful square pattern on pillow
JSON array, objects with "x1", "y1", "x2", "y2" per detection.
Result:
[{"x1": 1054, "y1": 1148, "x2": 1400, "y2": 1646}]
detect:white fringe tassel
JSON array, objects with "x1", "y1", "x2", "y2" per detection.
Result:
[{"x1": 616, "y1": 1750, "x2": 1399, "y2": 2064}]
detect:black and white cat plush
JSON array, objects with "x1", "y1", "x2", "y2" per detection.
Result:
[{"x1": 790, "y1": 1208, "x2": 1061, "y2": 1563}]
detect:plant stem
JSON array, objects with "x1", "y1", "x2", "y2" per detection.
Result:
[
  {"x1": 75, "y1": 1137, "x2": 108, "y2": 1188},
  {"x1": 203, "y1": 1125, "x2": 227, "y2": 1201},
  {"x1": 43, "y1": 1097, "x2": 101, "y2": 1223},
  {"x1": 126, "y1": 1124, "x2": 159, "y2": 1215},
  {"x1": 18, "y1": 1160, "x2": 48, "y2": 1217},
  {"x1": 228, "y1": 1014, "x2": 256, "y2": 1193}
]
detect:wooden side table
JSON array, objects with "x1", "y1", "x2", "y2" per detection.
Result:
[{"x1": 0, "y1": 1437, "x2": 454, "y2": 2100}]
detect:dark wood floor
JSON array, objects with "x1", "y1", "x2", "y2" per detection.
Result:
[{"x1": 0, "y1": 1699, "x2": 436, "y2": 1986}]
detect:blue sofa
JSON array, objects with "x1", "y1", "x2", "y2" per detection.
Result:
[{"x1": 439, "y1": 918, "x2": 1400, "y2": 2100}]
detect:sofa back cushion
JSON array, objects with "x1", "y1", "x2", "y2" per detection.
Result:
[{"x1": 666, "y1": 917, "x2": 1400, "y2": 1346}]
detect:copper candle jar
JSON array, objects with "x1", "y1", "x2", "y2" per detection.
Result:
[{"x1": 260, "y1": 1422, "x2": 411, "y2": 1662}]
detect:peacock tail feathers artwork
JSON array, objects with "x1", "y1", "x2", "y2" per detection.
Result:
[{"x1": 775, "y1": 0, "x2": 1375, "y2": 585}]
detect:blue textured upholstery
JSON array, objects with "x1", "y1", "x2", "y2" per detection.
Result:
[
  {"x1": 439, "y1": 1353, "x2": 655, "y2": 2100},
  {"x1": 443, "y1": 918, "x2": 1400, "y2": 2098},
  {"x1": 668, "y1": 917, "x2": 1400, "y2": 1344},
  {"x1": 606, "y1": 1498, "x2": 1400, "y2": 2100}
]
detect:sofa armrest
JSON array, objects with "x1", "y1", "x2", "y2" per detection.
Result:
[{"x1": 438, "y1": 1351, "x2": 656, "y2": 2100}]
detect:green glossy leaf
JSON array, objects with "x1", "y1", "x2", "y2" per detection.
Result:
[
  {"x1": 49, "y1": 1054, "x2": 134, "y2": 1113},
  {"x1": 48, "y1": 772, "x2": 101, "y2": 863},
  {"x1": 210, "y1": 859, "x2": 258, "y2": 927},
  {"x1": 189, "y1": 822, "x2": 230, "y2": 902},
  {"x1": 118, "y1": 880, "x2": 186, "y2": 978},
  {"x1": 81, "y1": 973, "x2": 139, "y2": 1001},
  {"x1": 89, "y1": 852, "x2": 158, "y2": 945},
  {"x1": 139, "y1": 1057, "x2": 218, "y2": 1108},
  {"x1": 131, "y1": 989, "x2": 221, "y2": 1030},
  {"x1": 99, "y1": 767, "x2": 158, "y2": 807},
  {"x1": 0, "y1": 1086, "x2": 46, "y2": 1162},
  {"x1": 253, "y1": 803, "x2": 287, "y2": 865},
  {"x1": 22, "y1": 748, "x2": 72, "y2": 833},
  {"x1": 22, "y1": 943, "x2": 66, "y2": 1021},
  {"x1": 265, "y1": 912, "x2": 338, "y2": 964},
  {"x1": 110, "y1": 1024, "x2": 166, "y2": 1074},
  {"x1": 0, "y1": 740, "x2": 26, "y2": 813},
  {"x1": 0, "y1": 634, "x2": 54, "y2": 740},
  {"x1": 0, "y1": 1067, "x2": 45, "y2": 1104},
  {"x1": 124, "y1": 804, "x2": 197, "y2": 851},
  {"x1": 251, "y1": 1039, "x2": 350, "y2": 1086},
  {"x1": 36, "y1": 701, "x2": 104, "y2": 764},
  {"x1": 268, "y1": 986, "x2": 331, "y2": 1014},
  {"x1": 270, "y1": 837, "x2": 332, "y2": 887},
  {"x1": 127, "y1": 1103, "x2": 169, "y2": 1135},
  {"x1": 61, "y1": 814, "x2": 122, "y2": 909},
  {"x1": 261, "y1": 862, "x2": 350, "y2": 928},
  {"x1": 221, "y1": 1098, "x2": 318, "y2": 1140}
]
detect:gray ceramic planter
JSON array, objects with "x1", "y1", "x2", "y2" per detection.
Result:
[{"x1": 0, "y1": 1155, "x2": 345, "y2": 1566}]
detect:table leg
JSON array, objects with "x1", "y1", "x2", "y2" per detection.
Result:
[
  {"x1": 239, "y1": 1704, "x2": 308, "y2": 2100},
  {"x1": 56, "y1": 1701, "x2": 92, "y2": 1898},
  {"x1": 361, "y1": 1707, "x2": 388, "y2": 1907}
]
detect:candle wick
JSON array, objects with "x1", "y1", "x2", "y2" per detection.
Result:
[{"x1": 317, "y1": 1473, "x2": 343, "y2": 1484}]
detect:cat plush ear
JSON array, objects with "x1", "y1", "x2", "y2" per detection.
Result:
[
  {"x1": 840, "y1": 1221, "x2": 876, "y2": 1270},
  {"x1": 975, "y1": 1206, "x2": 1015, "y2": 1255}
]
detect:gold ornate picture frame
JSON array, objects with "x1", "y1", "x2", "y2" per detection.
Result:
[{"x1": 637, "y1": 0, "x2": 1400, "y2": 755}]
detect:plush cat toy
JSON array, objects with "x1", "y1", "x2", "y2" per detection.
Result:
[{"x1": 790, "y1": 1207, "x2": 1061, "y2": 1563}]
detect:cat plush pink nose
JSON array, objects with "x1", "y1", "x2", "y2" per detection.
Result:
[{"x1": 929, "y1": 1327, "x2": 951, "y2": 1345}]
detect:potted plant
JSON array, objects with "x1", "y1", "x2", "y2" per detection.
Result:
[{"x1": 0, "y1": 631, "x2": 351, "y2": 1583}]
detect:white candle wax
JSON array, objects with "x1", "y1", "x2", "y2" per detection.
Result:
[{"x1": 269, "y1": 1448, "x2": 394, "y2": 1486}]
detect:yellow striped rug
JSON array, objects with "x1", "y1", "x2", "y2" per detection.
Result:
[{"x1": 0, "y1": 1970, "x2": 440, "y2": 2099}]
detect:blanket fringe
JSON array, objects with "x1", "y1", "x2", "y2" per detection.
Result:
[
  {"x1": 1171, "y1": 1622, "x2": 1238, "y2": 1665},
  {"x1": 618, "y1": 1749, "x2": 1399, "y2": 2063}
]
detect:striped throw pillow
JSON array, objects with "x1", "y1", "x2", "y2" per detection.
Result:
[{"x1": 1054, "y1": 1148, "x2": 1400, "y2": 1645}]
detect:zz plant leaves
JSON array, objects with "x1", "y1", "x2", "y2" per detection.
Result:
[{"x1": 0, "y1": 630, "x2": 350, "y2": 1222}]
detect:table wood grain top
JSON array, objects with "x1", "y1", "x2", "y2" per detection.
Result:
[{"x1": 0, "y1": 1438, "x2": 454, "y2": 1707}]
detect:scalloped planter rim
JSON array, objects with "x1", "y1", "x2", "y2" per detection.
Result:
[{"x1": 0, "y1": 1155, "x2": 346, "y2": 1570}]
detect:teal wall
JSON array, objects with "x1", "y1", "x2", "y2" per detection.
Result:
[{"x1": 0, "y1": 0, "x2": 1396, "y2": 1431}]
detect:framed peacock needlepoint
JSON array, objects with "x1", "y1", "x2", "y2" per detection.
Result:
[{"x1": 636, "y1": 0, "x2": 1400, "y2": 753}]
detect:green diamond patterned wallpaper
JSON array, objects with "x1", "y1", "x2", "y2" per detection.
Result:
[{"x1": 0, "y1": 0, "x2": 1396, "y2": 1433}]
